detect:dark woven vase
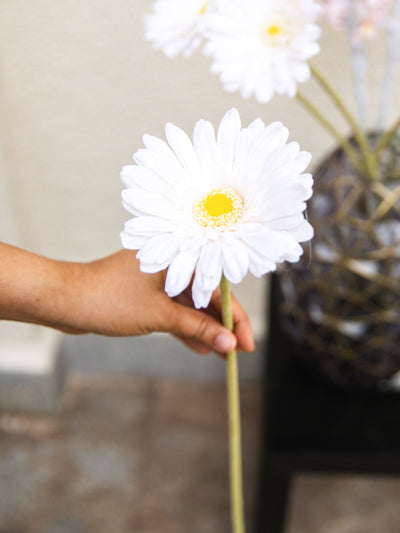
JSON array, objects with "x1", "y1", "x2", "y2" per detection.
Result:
[{"x1": 278, "y1": 136, "x2": 400, "y2": 390}]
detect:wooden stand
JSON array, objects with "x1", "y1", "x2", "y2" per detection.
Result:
[{"x1": 255, "y1": 275, "x2": 400, "y2": 533}]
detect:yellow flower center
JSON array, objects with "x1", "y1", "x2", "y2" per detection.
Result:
[
  {"x1": 193, "y1": 186, "x2": 244, "y2": 229},
  {"x1": 199, "y1": 2, "x2": 208, "y2": 15},
  {"x1": 262, "y1": 14, "x2": 292, "y2": 46},
  {"x1": 266, "y1": 24, "x2": 281, "y2": 37},
  {"x1": 359, "y1": 20, "x2": 376, "y2": 40}
]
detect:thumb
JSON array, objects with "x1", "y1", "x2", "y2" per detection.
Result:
[{"x1": 165, "y1": 302, "x2": 237, "y2": 355}]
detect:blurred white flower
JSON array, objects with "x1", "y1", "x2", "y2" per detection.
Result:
[
  {"x1": 203, "y1": 0, "x2": 321, "y2": 102},
  {"x1": 120, "y1": 108, "x2": 313, "y2": 309},
  {"x1": 144, "y1": 0, "x2": 213, "y2": 57}
]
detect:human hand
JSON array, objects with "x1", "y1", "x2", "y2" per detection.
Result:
[
  {"x1": 0, "y1": 244, "x2": 254, "y2": 356},
  {"x1": 0, "y1": 245, "x2": 254, "y2": 357},
  {"x1": 71, "y1": 250, "x2": 255, "y2": 357}
]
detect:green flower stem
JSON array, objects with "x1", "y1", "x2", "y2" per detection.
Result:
[
  {"x1": 309, "y1": 64, "x2": 377, "y2": 179},
  {"x1": 220, "y1": 275, "x2": 246, "y2": 533},
  {"x1": 296, "y1": 91, "x2": 364, "y2": 174},
  {"x1": 375, "y1": 115, "x2": 400, "y2": 159}
]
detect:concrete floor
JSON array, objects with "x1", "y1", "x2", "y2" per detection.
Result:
[
  {"x1": 0, "y1": 375, "x2": 261, "y2": 533},
  {"x1": 1, "y1": 375, "x2": 400, "y2": 533}
]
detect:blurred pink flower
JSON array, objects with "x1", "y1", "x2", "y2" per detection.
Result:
[
  {"x1": 321, "y1": 0, "x2": 348, "y2": 28},
  {"x1": 321, "y1": 0, "x2": 393, "y2": 43}
]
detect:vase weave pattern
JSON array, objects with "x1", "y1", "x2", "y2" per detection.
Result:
[{"x1": 279, "y1": 139, "x2": 400, "y2": 390}]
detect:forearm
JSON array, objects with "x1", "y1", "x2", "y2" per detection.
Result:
[
  {"x1": 0, "y1": 244, "x2": 156, "y2": 335},
  {"x1": 0, "y1": 244, "x2": 153, "y2": 336},
  {"x1": 0, "y1": 243, "x2": 80, "y2": 331}
]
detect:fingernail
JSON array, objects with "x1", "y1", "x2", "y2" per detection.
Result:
[{"x1": 214, "y1": 333, "x2": 236, "y2": 353}]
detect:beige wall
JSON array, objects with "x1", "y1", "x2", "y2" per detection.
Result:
[{"x1": 0, "y1": 1, "x2": 398, "y2": 337}]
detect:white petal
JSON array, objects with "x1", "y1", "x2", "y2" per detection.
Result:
[
  {"x1": 192, "y1": 277, "x2": 213, "y2": 309},
  {"x1": 195, "y1": 242, "x2": 223, "y2": 291},
  {"x1": 142, "y1": 133, "x2": 174, "y2": 157},
  {"x1": 141, "y1": 134, "x2": 189, "y2": 184},
  {"x1": 217, "y1": 108, "x2": 241, "y2": 170},
  {"x1": 289, "y1": 219, "x2": 314, "y2": 242},
  {"x1": 232, "y1": 127, "x2": 252, "y2": 183},
  {"x1": 120, "y1": 165, "x2": 139, "y2": 188},
  {"x1": 120, "y1": 230, "x2": 148, "y2": 250},
  {"x1": 137, "y1": 234, "x2": 179, "y2": 272},
  {"x1": 238, "y1": 122, "x2": 290, "y2": 183},
  {"x1": 121, "y1": 164, "x2": 175, "y2": 194},
  {"x1": 192, "y1": 240, "x2": 223, "y2": 308},
  {"x1": 254, "y1": 74, "x2": 275, "y2": 103},
  {"x1": 292, "y1": 61, "x2": 311, "y2": 82},
  {"x1": 165, "y1": 249, "x2": 199, "y2": 297},
  {"x1": 298, "y1": 173, "x2": 314, "y2": 195},
  {"x1": 122, "y1": 189, "x2": 178, "y2": 219},
  {"x1": 193, "y1": 119, "x2": 219, "y2": 185},
  {"x1": 240, "y1": 235, "x2": 278, "y2": 276},
  {"x1": 279, "y1": 234, "x2": 304, "y2": 262},
  {"x1": 262, "y1": 183, "x2": 313, "y2": 219},
  {"x1": 249, "y1": 253, "x2": 277, "y2": 277},
  {"x1": 264, "y1": 214, "x2": 305, "y2": 232},
  {"x1": 293, "y1": 151, "x2": 312, "y2": 173},
  {"x1": 133, "y1": 147, "x2": 184, "y2": 189},
  {"x1": 266, "y1": 150, "x2": 311, "y2": 181},
  {"x1": 221, "y1": 241, "x2": 249, "y2": 284},
  {"x1": 246, "y1": 117, "x2": 265, "y2": 137},
  {"x1": 262, "y1": 122, "x2": 290, "y2": 152},
  {"x1": 240, "y1": 230, "x2": 287, "y2": 264},
  {"x1": 123, "y1": 216, "x2": 176, "y2": 235},
  {"x1": 165, "y1": 122, "x2": 202, "y2": 180}
]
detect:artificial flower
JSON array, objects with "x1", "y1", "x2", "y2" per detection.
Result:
[
  {"x1": 120, "y1": 108, "x2": 313, "y2": 309},
  {"x1": 320, "y1": 0, "x2": 349, "y2": 28},
  {"x1": 203, "y1": 0, "x2": 321, "y2": 102},
  {"x1": 144, "y1": 0, "x2": 213, "y2": 57},
  {"x1": 321, "y1": 0, "x2": 393, "y2": 43}
]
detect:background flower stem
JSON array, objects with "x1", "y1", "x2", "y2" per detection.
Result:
[
  {"x1": 310, "y1": 64, "x2": 376, "y2": 178},
  {"x1": 296, "y1": 91, "x2": 365, "y2": 175},
  {"x1": 375, "y1": 115, "x2": 400, "y2": 159},
  {"x1": 220, "y1": 274, "x2": 246, "y2": 533},
  {"x1": 346, "y1": 0, "x2": 368, "y2": 132}
]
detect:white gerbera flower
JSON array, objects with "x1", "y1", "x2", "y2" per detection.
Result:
[
  {"x1": 204, "y1": 0, "x2": 321, "y2": 102},
  {"x1": 120, "y1": 108, "x2": 313, "y2": 309},
  {"x1": 144, "y1": 0, "x2": 213, "y2": 57}
]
